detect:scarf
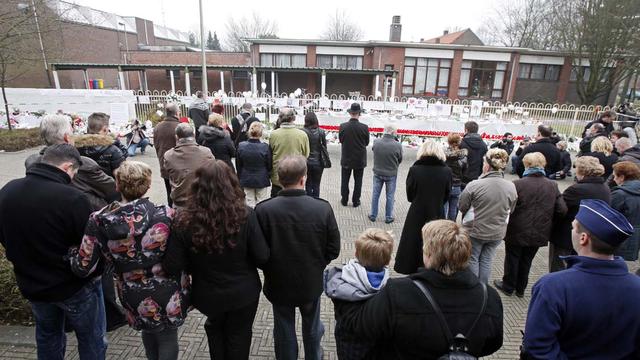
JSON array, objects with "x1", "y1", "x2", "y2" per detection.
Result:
[{"x1": 523, "y1": 166, "x2": 546, "y2": 177}]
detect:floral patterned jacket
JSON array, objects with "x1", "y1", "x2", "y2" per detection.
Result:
[{"x1": 69, "y1": 198, "x2": 189, "y2": 331}]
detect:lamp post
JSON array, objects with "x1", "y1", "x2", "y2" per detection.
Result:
[
  {"x1": 198, "y1": 0, "x2": 208, "y2": 98},
  {"x1": 18, "y1": 1, "x2": 52, "y2": 87}
]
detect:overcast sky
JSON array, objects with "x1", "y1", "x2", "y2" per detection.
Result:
[{"x1": 69, "y1": 0, "x2": 499, "y2": 44}]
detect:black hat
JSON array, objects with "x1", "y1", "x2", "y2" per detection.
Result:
[{"x1": 348, "y1": 103, "x2": 362, "y2": 114}]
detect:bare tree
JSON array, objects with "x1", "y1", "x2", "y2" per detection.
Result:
[
  {"x1": 479, "y1": 0, "x2": 640, "y2": 105},
  {"x1": 223, "y1": 13, "x2": 278, "y2": 52},
  {"x1": 321, "y1": 9, "x2": 364, "y2": 41},
  {"x1": 0, "y1": 0, "x2": 63, "y2": 130},
  {"x1": 477, "y1": 0, "x2": 555, "y2": 49}
]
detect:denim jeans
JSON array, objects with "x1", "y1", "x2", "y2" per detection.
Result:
[
  {"x1": 510, "y1": 155, "x2": 520, "y2": 174},
  {"x1": 469, "y1": 238, "x2": 502, "y2": 284},
  {"x1": 369, "y1": 174, "x2": 397, "y2": 221},
  {"x1": 127, "y1": 138, "x2": 150, "y2": 156},
  {"x1": 141, "y1": 328, "x2": 179, "y2": 360},
  {"x1": 443, "y1": 185, "x2": 462, "y2": 221},
  {"x1": 306, "y1": 163, "x2": 324, "y2": 198},
  {"x1": 30, "y1": 278, "x2": 107, "y2": 360},
  {"x1": 272, "y1": 298, "x2": 324, "y2": 360}
]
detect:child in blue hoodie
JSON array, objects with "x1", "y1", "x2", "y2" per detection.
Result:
[{"x1": 324, "y1": 228, "x2": 394, "y2": 360}]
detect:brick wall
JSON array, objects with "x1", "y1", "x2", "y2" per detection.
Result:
[
  {"x1": 448, "y1": 50, "x2": 464, "y2": 99},
  {"x1": 371, "y1": 46, "x2": 404, "y2": 96}
]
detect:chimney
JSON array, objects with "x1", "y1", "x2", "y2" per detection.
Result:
[
  {"x1": 389, "y1": 15, "x2": 402, "y2": 42},
  {"x1": 443, "y1": 30, "x2": 449, "y2": 35}
]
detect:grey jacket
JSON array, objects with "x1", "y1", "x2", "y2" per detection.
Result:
[
  {"x1": 323, "y1": 259, "x2": 389, "y2": 301},
  {"x1": 459, "y1": 171, "x2": 517, "y2": 241},
  {"x1": 372, "y1": 134, "x2": 403, "y2": 177}
]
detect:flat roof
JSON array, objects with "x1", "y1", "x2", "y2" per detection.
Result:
[{"x1": 50, "y1": 63, "x2": 397, "y2": 75}]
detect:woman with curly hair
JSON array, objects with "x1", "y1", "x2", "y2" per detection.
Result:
[{"x1": 163, "y1": 159, "x2": 270, "y2": 359}]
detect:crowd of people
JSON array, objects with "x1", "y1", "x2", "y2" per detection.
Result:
[{"x1": 0, "y1": 100, "x2": 639, "y2": 360}]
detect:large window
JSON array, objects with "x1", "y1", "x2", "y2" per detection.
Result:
[
  {"x1": 316, "y1": 55, "x2": 363, "y2": 70},
  {"x1": 518, "y1": 64, "x2": 561, "y2": 81},
  {"x1": 458, "y1": 60, "x2": 507, "y2": 99},
  {"x1": 402, "y1": 57, "x2": 451, "y2": 96},
  {"x1": 570, "y1": 66, "x2": 591, "y2": 82},
  {"x1": 260, "y1": 53, "x2": 306, "y2": 67}
]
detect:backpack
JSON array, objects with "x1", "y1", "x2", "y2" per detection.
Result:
[{"x1": 412, "y1": 279, "x2": 487, "y2": 360}]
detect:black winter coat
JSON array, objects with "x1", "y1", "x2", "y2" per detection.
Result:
[
  {"x1": 334, "y1": 268, "x2": 503, "y2": 360},
  {"x1": 75, "y1": 134, "x2": 127, "y2": 178},
  {"x1": 395, "y1": 157, "x2": 452, "y2": 274},
  {"x1": 611, "y1": 180, "x2": 640, "y2": 261},
  {"x1": 231, "y1": 112, "x2": 252, "y2": 143},
  {"x1": 0, "y1": 163, "x2": 94, "y2": 302},
  {"x1": 516, "y1": 137, "x2": 562, "y2": 177},
  {"x1": 339, "y1": 119, "x2": 370, "y2": 169},
  {"x1": 505, "y1": 174, "x2": 567, "y2": 248},
  {"x1": 444, "y1": 148, "x2": 468, "y2": 187},
  {"x1": 236, "y1": 139, "x2": 272, "y2": 189},
  {"x1": 198, "y1": 125, "x2": 236, "y2": 170},
  {"x1": 460, "y1": 133, "x2": 488, "y2": 185},
  {"x1": 303, "y1": 127, "x2": 326, "y2": 166},
  {"x1": 560, "y1": 150, "x2": 572, "y2": 174},
  {"x1": 490, "y1": 139, "x2": 514, "y2": 155},
  {"x1": 255, "y1": 189, "x2": 340, "y2": 306},
  {"x1": 583, "y1": 151, "x2": 618, "y2": 179},
  {"x1": 582, "y1": 119, "x2": 614, "y2": 138},
  {"x1": 163, "y1": 207, "x2": 269, "y2": 315},
  {"x1": 551, "y1": 177, "x2": 611, "y2": 250}
]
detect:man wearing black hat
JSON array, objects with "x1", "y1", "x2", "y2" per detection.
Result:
[
  {"x1": 0, "y1": 144, "x2": 107, "y2": 359},
  {"x1": 522, "y1": 199, "x2": 640, "y2": 359},
  {"x1": 339, "y1": 103, "x2": 369, "y2": 207}
]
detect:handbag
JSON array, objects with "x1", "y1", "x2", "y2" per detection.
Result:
[
  {"x1": 412, "y1": 279, "x2": 487, "y2": 360},
  {"x1": 319, "y1": 129, "x2": 332, "y2": 168}
]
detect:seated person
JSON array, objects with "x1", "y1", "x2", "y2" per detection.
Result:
[{"x1": 549, "y1": 141, "x2": 572, "y2": 180}]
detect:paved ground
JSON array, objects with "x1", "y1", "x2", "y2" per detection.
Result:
[{"x1": 0, "y1": 144, "x2": 637, "y2": 359}]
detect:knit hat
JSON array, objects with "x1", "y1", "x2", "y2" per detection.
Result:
[{"x1": 575, "y1": 199, "x2": 633, "y2": 246}]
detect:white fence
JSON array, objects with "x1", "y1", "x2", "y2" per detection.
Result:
[{"x1": 2, "y1": 88, "x2": 617, "y2": 139}]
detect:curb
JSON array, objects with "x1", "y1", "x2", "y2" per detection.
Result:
[{"x1": 0, "y1": 325, "x2": 35, "y2": 347}]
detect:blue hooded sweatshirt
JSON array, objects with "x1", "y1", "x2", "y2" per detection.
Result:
[{"x1": 523, "y1": 256, "x2": 640, "y2": 359}]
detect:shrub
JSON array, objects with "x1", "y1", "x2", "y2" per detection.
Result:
[
  {"x1": 0, "y1": 128, "x2": 44, "y2": 152},
  {"x1": 0, "y1": 247, "x2": 33, "y2": 325}
]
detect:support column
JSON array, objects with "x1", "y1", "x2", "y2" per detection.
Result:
[
  {"x1": 375, "y1": 74, "x2": 380, "y2": 98},
  {"x1": 390, "y1": 75, "x2": 397, "y2": 99},
  {"x1": 271, "y1": 71, "x2": 275, "y2": 97},
  {"x1": 220, "y1": 71, "x2": 225, "y2": 92},
  {"x1": 252, "y1": 68, "x2": 258, "y2": 95},
  {"x1": 142, "y1": 70, "x2": 149, "y2": 92},
  {"x1": 169, "y1": 70, "x2": 175, "y2": 93},
  {"x1": 505, "y1": 52, "x2": 520, "y2": 102},
  {"x1": 53, "y1": 70, "x2": 60, "y2": 89},
  {"x1": 118, "y1": 70, "x2": 126, "y2": 90},
  {"x1": 185, "y1": 67, "x2": 191, "y2": 96},
  {"x1": 82, "y1": 69, "x2": 90, "y2": 89},
  {"x1": 321, "y1": 70, "x2": 326, "y2": 97},
  {"x1": 556, "y1": 56, "x2": 572, "y2": 103}
]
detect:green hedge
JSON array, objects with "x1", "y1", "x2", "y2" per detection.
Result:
[
  {"x1": 0, "y1": 247, "x2": 33, "y2": 325},
  {"x1": 0, "y1": 128, "x2": 43, "y2": 152}
]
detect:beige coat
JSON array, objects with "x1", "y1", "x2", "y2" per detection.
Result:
[{"x1": 163, "y1": 138, "x2": 214, "y2": 208}]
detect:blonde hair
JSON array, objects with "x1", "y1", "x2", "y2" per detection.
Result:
[
  {"x1": 355, "y1": 228, "x2": 394, "y2": 269},
  {"x1": 575, "y1": 156, "x2": 605, "y2": 177},
  {"x1": 447, "y1": 133, "x2": 462, "y2": 147},
  {"x1": 484, "y1": 148, "x2": 509, "y2": 171},
  {"x1": 208, "y1": 113, "x2": 225, "y2": 127},
  {"x1": 590, "y1": 136, "x2": 613, "y2": 156},
  {"x1": 522, "y1": 152, "x2": 546, "y2": 169},
  {"x1": 114, "y1": 161, "x2": 152, "y2": 201},
  {"x1": 422, "y1": 220, "x2": 471, "y2": 276},
  {"x1": 417, "y1": 139, "x2": 446, "y2": 161},
  {"x1": 248, "y1": 121, "x2": 263, "y2": 138}
]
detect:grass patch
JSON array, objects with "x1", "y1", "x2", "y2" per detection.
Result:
[
  {"x1": 0, "y1": 128, "x2": 43, "y2": 152},
  {"x1": 0, "y1": 247, "x2": 33, "y2": 326}
]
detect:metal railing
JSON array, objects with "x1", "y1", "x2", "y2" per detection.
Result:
[{"x1": 132, "y1": 90, "x2": 621, "y2": 139}]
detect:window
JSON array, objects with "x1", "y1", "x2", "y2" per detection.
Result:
[
  {"x1": 260, "y1": 53, "x2": 307, "y2": 68},
  {"x1": 518, "y1": 64, "x2": 561, "y2": 81},
  {"x1": 570, "y1": 66, "x2": 591, "y2": 82},
  {"x1": 316, "y1": 55, "x2": 363, "y2": 70},
  {"x1": 402, "y1": 57, "x2": 451, "y2": 96},
  {"x1": 458, "y1": 61, "x2": 508, "y2": 99},
  {"x1": 165, "y1": 70, "x2": 180, "y2": 79},
  {"x1": 232, "y1": 70, "x2": 250, "y2": 79}
]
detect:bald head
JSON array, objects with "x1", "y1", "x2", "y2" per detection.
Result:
[
  {"x1": 165, "y1": 103, "x2": 180, "y2": 117},
  {"x1": 616, "y1": 137, "x2": 633, "y2": 154}
]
